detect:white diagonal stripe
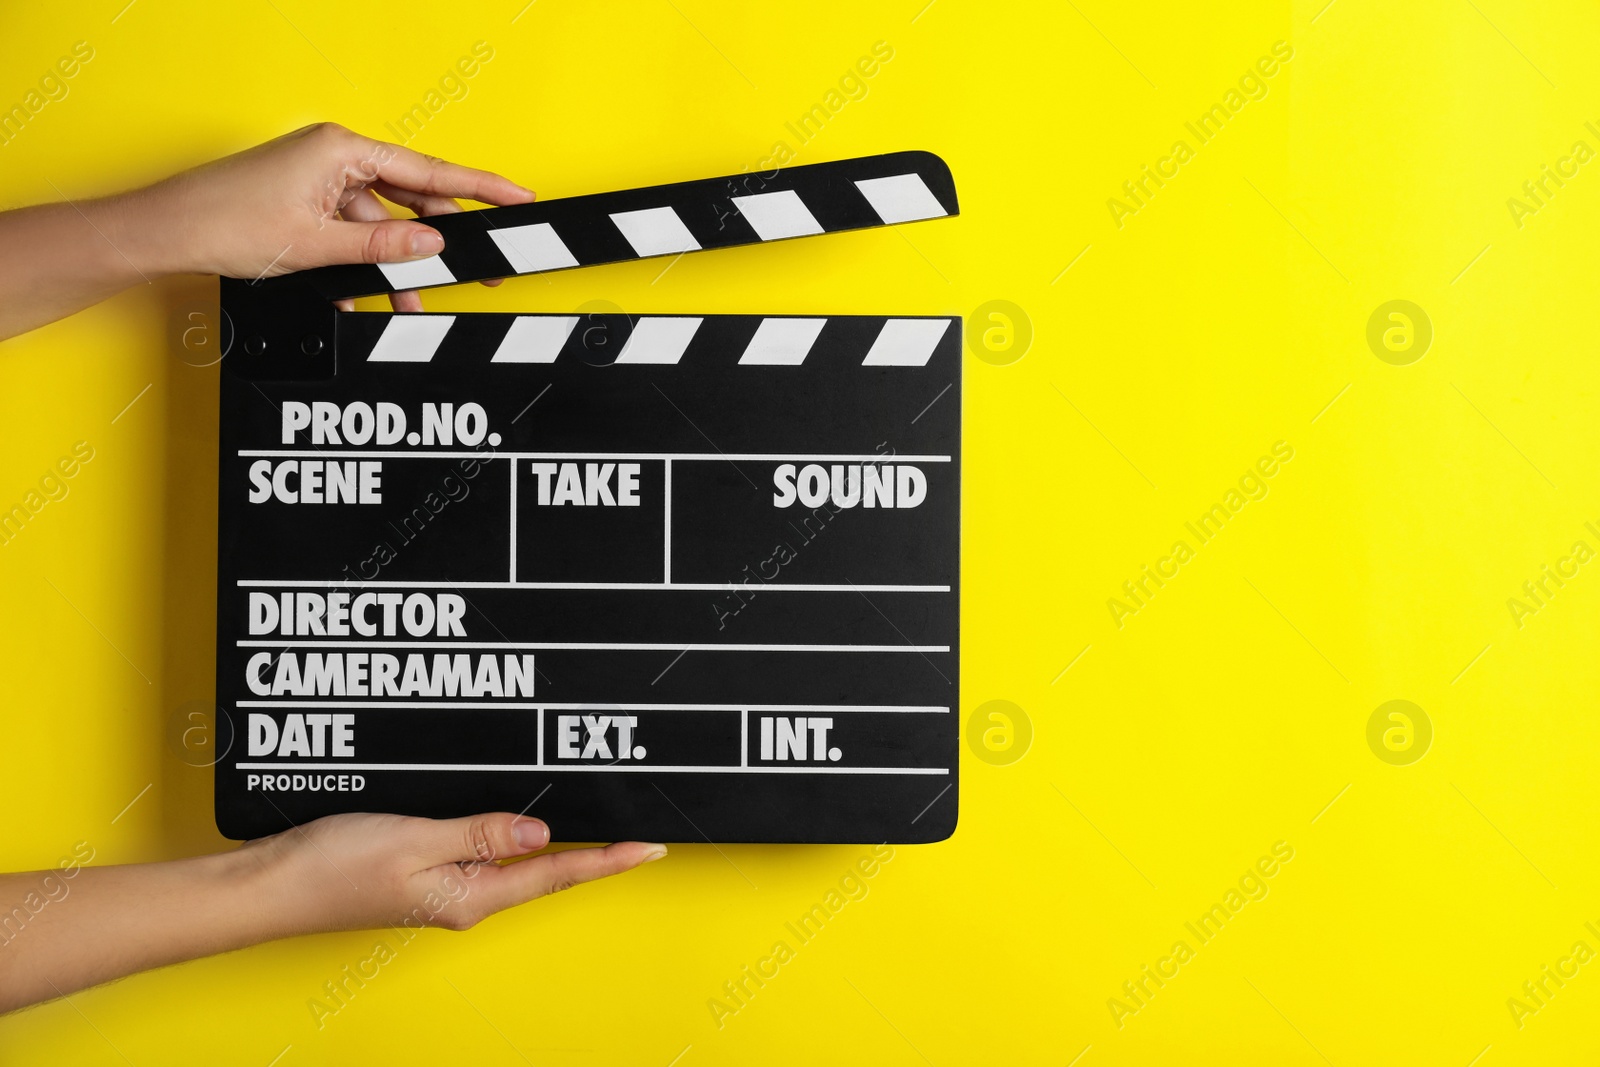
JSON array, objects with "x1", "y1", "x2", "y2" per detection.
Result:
[
  {"x1": 615, "y1": 317, "x2": 703, "y2": 364},
  {"x1": 862, "y1": 319, "x2": 951, "y2": 366},
  {"x1": 378, "y1": 255, "x2": 457, "y2": 289},
  {"x1": 487, "y1": 223, "x2": 580, "y2": 273},
  {"x1": 854, "y1": 174, "x2": 949, "y2": 224},
  {"x1": 609, "y1": 207, "x2": 702, "y2": 257},
  {"x1": 732, "y1": 190, "x2": 825, "y2": 240},
  {"x1": 739, "y1": 318, "x2": 827, "y2": 365},
  {"x1": 367, "y1": 316, "x2": 456, "y2": 362},
  {"x1": 492, "y1": 316, "x2": 580, "y2": 363}
]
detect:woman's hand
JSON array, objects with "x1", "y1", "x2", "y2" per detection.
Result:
[
  {"x1": 117, "y1": 121, "x2": 534, "y2": 311},
  {"x1": 0, "y1": 812, "x2": 665, "y2": 1014},
  {"x1": 0, "y1": 121, "x2": 532, "y2": 338},
  {"x1": 241, "y1": 812, "x2": 665, "y2": 935}
]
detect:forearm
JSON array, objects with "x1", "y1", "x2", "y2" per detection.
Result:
[
  {"x1": 0, "y1": 847, "x2": 293, "y2": 1013},
  {"x1": 0, "y1": 191, "x2": 180, "y2": 341}
]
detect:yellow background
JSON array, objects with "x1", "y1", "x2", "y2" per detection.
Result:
[{"x1": 3, "y1": 0, "x2": 1598, "y2": 1062}]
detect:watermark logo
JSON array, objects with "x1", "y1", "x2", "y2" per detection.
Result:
[
  {"x1": 165, "y1": 700, "x2": 236, "y2": 768},
  {"x1": 966, "y1": 300, "x2": 1031, "y2": 366},
  {"x1": 1366, "y1": 700, "x2": 1431, "y2": 765},
  {"x1": 168, "y1": 301, "x2": 233, "y2": 367},
  {"x1": 966, "y1": 700, "x2": 1032, "y2": 766},
  {"x1": 1366, "y1": 300, "x2": 1431, "y2": 366},
  {"x1": 574, "y1": 299, "x2": 631, "y2": 366}
]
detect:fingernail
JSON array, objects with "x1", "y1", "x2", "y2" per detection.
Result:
[
  {"x1": 518, "y1": 185, "x2": 536, "y2": 198},
  {"x1": 513, "y1": 819, "x2": 548, "y2": 849},
  {"x1": 409, "y1": 229, "x2": 444, "y2": 256},
  {"x1": 640, "y1": 843, "x2": 668, "y2": 864}
]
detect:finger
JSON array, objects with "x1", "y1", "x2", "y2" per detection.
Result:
[
  {"x1": 337, "y1": 191, "x2": 414, "y2": 310},
  {"x1": 314, "y1": 217, "x2": 443, "y2": 269},
  {"x1": 468, "y1": 842, "x2": 666, "y2": 914},
  {"x1": 366, "y1": 182, "x2": 505, "y2": 299},
  {"x1": 371, "y1": 179, "x2": 463, "y2": 220},
  {"x1": 336, "y1": 186, "x2": 389, "y2": 224},
  {"x1": 335, "y1": 194, "x2": 427, "y2": 310},
  {"x1": 369, "y1": 141, "x2": 534, "y2": 206},
  {"x1": 370, "y1": 181, "x2": 506, "y2": 292},
  {"x1": 390, "y1": 290, "x2": 424, "y2": 313},
  {"x1": 410, "y1": 812, "x2": 551, "y2": 867}
]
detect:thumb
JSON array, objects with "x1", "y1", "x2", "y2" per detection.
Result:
[{"x1": 314, "y1": 218, "x2": 445, "y2": 268}]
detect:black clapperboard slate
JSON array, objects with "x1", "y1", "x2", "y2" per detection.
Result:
[{"x1": 215, "y1": 151, "x2": 960, "y2": 843}]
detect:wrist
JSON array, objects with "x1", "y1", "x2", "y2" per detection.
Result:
[
  {"x1": 194, "y1": 839, "x2": 314, "y2": 947},
  {"x1": 83, "y1": 181, "x2": 192, "y2": 280}
]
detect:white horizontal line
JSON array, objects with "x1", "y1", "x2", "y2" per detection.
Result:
[
  {"x1": 237, "y1": 701, "x2": 949, "y2": 712},
  {"x1": 235, "y1": 762, "x2": 949, "y2": 775},
  {"x1": 237, "y1": 641, "x2": 949, "y2": 652},
  {"x1": 237, "y1": 451, "x2": 952, "y2": 462},
  {"x1": 237, "y1": 580, "x2": 950, "y2": 592}
]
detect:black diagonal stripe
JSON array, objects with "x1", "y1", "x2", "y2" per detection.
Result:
[
  {"x1": 439, "y1": 219, "x2": 519, "y2": 281},
  {"x1": 332, "y1": 311, "x2": 394, "y2": 367},
  {"x1": 806, "y1": 315, "x2": 884, "y2": 369},
  {"x1": 679, "y1": 314, "x2": 766, "y2": 366},
  {"x1": 561, "y1": 313, "x2": 637, "y2": 366},
  {"x1": 562, "y1": 209, "x2": 646, "y2": 267},
  {"x1": 435, "y1": 312, "x2": 518, "y2": 365},
  {"x1": 928, "y1": 315, "x2": 962, "y2": 369},
  {"x1": 679, "y1": 188, "x2": 763, "y2": 250}
]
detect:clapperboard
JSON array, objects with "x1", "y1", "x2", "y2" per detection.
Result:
[{"x1": 214, "y1": 151, "x2": 960, "y2": 843}]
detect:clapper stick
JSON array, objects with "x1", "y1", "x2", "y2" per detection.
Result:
[
  {"x1": 223, "y1": 151, "x2": 957, "y2": 377},
  {"x1": 215, "y1": 152, "x2": 963, "y2": 844}
]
